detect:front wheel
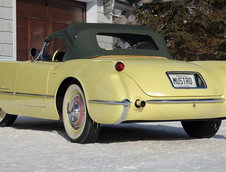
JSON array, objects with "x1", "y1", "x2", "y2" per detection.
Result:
[
  {"x1": 62, "y1": 83, "x2": 101, "y2": 144},
  {"x1": 0, "y1": 108, "x2": 17, "y2": 127},
  {"x1": 181, "y1": 120, "x2": 221, "y2": 138}
]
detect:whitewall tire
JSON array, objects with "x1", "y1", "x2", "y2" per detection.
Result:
[{"x1": 62, "y1": 83, "x2": 100, "y2": 143}]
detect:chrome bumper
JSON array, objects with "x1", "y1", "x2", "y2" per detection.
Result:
[
  {"x1": 146, "y1": 98, "x2": 224, "y2": 104},
  {"x1": 89, "y1": 98, "x2": 225, "y2": 124}
]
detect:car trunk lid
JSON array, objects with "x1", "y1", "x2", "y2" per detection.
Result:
[{"x1": 111, "y1": 57, "x2": 223, "y2": 97}]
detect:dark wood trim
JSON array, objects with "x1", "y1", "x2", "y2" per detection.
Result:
[
  {"x1": 17, "y1": 0, "x2": 87, "y2": 7},
  {"x1": 48, "y1": 0, "x2": 86, "y2": 8},
  {"x1": 16, "y1": 0, "x2": 47, "y2": 5}
]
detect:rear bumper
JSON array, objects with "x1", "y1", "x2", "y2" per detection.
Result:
[
  {"x1": 89, "y1": 97, "x2": 226, "y2": 124},
  {"x1": 146, "y1": 98, "x2": 224, "y2": 104}
]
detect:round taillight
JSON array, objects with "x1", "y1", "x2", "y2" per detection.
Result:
[{"x1": 115, "y1": 62, "x2": 125, "y2": 72}]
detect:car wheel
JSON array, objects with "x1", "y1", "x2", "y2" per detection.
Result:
[
  {"x1": 0, "y1": 108, "x2": 17, "y2": 127},
  {"x1": 181, "y1": 120, "x2": 221, "y2": 138},
  {"x1": 62, "y1": 83, "x2": 100, "y2": 143}
]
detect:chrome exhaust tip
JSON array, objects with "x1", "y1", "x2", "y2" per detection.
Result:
[{"x1": 135, "y1": 99, "x2": 146, "y2": 108}]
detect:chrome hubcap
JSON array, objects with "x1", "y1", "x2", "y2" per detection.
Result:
[
  {"x1": 67, "y1": 96, "x2": 85, "y2": 130},
  {"x1": 0, "y1": 108, "x2": 6, "y2": 122}
]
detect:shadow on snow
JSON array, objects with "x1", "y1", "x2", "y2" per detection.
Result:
[
  {"x1": 12, "y1": 116, "x2": 226, "y2": 143},
  {"x1": 98, "y1": 123, "x2": 190, "y2": 143}
]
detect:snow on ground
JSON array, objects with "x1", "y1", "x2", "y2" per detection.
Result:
[{"x1": 1, "y1": 117, "x2": 226, "y2": 172}]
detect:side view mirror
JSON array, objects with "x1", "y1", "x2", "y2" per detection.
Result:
[
  {"x1": 30, "y1": 48, "x2": 39, "y2": 62},
  {"x1": 31, "y1": 48, "x2": 38, "y2": 58}
]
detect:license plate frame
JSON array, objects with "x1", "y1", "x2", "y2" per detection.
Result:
[{"x1": 167, "y1": 73, "x2": 198, "y2": 88}]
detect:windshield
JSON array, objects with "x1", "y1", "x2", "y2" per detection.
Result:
[{"x1": 96, "y1": 33, "x2": 159, "y2": 51}]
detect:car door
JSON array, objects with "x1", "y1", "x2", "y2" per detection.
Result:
[
  {"x1": 15, "y1": 61, "x2": 57, "y2": 108},
  {"x1": 0, "y1": 62, "x2": 20, "y2": 113},
  {"x1": 15, "y1": 37, "x2": 66, "y2": 108}
]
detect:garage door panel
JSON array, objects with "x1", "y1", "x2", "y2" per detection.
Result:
[
  {"x1": 17, "y1": 1, "x2": 47, "y2": 19},
  {"x1": 17, "y1": 18, "x2": 28, "y2": 61},
  {"x1": 52, "y1": 22, "x2": 68, "y2": 33},
  {"x1": 49, "y1": 6, "x2": 84, "y2": 24},
  {"x1": 30, "y1": 20, "x2": 48, "y2": 50},
  {"x1": 17, "y1": 18, "x2": 28, "y2": 49},
  {"x1": 17, "y1": 49, "x2": 29, "y2": 61},
  {"x1": 17, "y1": 0, "x2": 86, "y2": 61}
]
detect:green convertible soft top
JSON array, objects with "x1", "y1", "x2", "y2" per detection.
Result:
[{"x1": 46, "y1": 23, "x2": 172, "y2": 61}]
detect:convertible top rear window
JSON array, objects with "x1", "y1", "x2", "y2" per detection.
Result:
[{"x1": 96, "y1": 33, "x2": 159, "y2": 51}]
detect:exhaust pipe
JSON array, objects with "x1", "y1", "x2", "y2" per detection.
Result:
[{"x1": 135, "y1": 99, "x2": 146, "y2": 108}]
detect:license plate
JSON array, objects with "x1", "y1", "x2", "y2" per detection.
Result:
[{"x1": 168, "y1": 74, "x2": 197, "y2": 88}]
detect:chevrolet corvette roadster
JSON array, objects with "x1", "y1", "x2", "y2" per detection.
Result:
[{"x1": 0, "y1": 23, "x2": 225, "y2": 143}]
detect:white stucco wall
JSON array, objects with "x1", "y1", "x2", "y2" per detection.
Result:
[
  {"x1": 81, "y1": 0, "x2": 112, "y2": 23},
  {"x1": 86, "y1": 1, "x2": 98, "y2": 23},
  {"x1": 0, "y1": 0, "x2": 16, "y2": 61},
  {"x1": 97, "y1": 0, "x2": 113, "y2": 23}
]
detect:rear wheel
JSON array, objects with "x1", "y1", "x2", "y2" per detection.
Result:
[
  {"x1": 181, "y1": 120, "x2": 221, "y2": 138},
  {"x1": 62, "y1": 83, "x2": 100, "y2": 144},
  {"x1": 0, "y1": 108, "x2": 17, "y2": 127}
]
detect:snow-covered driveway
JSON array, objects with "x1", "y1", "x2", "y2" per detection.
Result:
[{"x1": 1, "y1": 117, "x2": 226, "y2": 172}]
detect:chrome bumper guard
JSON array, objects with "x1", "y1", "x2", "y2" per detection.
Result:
[{"x1": 89, "y1": 99, "x2": 131, "y2": 124}]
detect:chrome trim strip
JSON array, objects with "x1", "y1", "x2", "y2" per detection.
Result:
[
  {"x1": 16, "y1": 92, "x2": 54, "y2": 98},
  {"x1": 146, "y1": 98, "x2": 224, "y2": 104},
  {"x1": 0, "y1": 91, "x2": 54, "y2": 98},
  {"x1": 89, "y1": 100, "x2": 131, "y2": 106},
  {"x1": 0, "y1": 91, "x2": 14, "y2": 95},
  {"x1": 89, "y1": 99, "x2": 131, "y2": 124}
]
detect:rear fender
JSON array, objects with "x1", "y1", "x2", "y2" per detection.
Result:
[
  {"x1": 190, "y1": 61, "x2": 226, "y2": 97},
  {"x1": 65, "y1": 60, "x2": 148, "y2": 124},
  {"x1": 47, "y1": 60, "x2": 144, "y2": 124},
  {"x1": 77, "y1": 62, "x2": 146, "y2": 124}
]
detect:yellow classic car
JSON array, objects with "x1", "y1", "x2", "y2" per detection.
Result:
[{"x1": 0, "y1": 23, "x2": 225, "y2": 143}]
